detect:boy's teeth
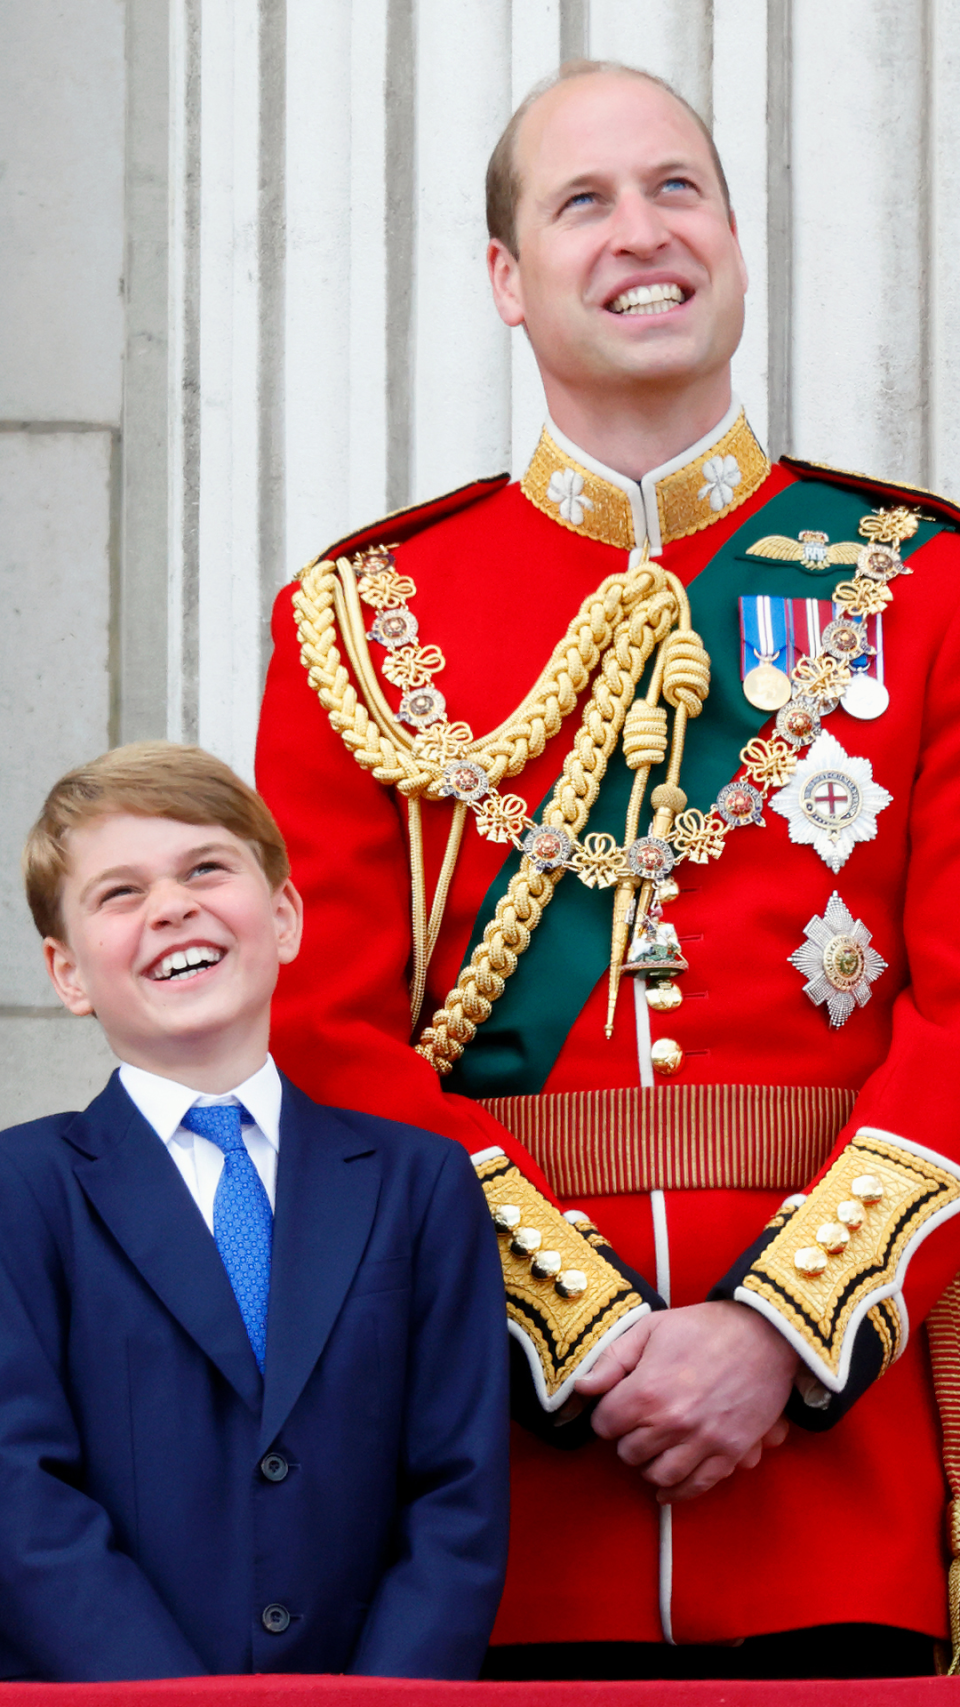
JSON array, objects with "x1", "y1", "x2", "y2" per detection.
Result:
[
  {"x1": 152, "y1": 947, "x2": 224, "y2": 981},
  {"x1": 609, "y1": 282, "x2": 685, "y2": 314}
]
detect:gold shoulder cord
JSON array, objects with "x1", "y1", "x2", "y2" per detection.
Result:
[{"x1": 293, "y1": 550, "x2": 708, "y2": 1059}]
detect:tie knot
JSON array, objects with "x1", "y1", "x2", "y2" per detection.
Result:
[{"x1": 181, "y1": 1102, "x2": 247, "y2": 1153}]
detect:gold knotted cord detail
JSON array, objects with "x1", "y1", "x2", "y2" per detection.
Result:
[
  {"x1": 294, "y1": 544, "x2": 709, "y2": 1065},
  {"x1": 294, "y1": 549, "x2": 687, "y2": 1028},
  {"x1": 478, "y1": 1083, "x2": 856, "y2": 1196},
  {"x1": 414, "y1": 565, "x2": 700, "y2": 1072}
]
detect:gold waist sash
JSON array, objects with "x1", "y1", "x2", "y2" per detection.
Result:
[{"x1": 478, "y1": 1084, "x2": 856, "y2": 1197}]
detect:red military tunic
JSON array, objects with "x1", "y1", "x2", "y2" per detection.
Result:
[{"x1": 256, "y1": 405, "x2": 960, "y2": 1649}]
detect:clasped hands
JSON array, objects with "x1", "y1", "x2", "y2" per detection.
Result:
[{"x1": 575, "y1": 1299, "x2": 800, "y2": 1505}]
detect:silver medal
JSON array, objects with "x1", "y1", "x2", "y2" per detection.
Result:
[{"x1": 841, "y1": 672, "x2": 890, "y2": 721}]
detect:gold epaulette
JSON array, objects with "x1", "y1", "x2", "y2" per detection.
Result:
[
  {"x1": 472, "y1": 1147, "x2": 651, "y2": 1411},
  {"x1": 735, "y1": 1128, "x2": 960, "y2": 1391}
]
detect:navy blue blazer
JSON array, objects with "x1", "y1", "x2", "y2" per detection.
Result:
[{"x1": 0, "y1": 1072, "x2": 509, "y2": 1681}]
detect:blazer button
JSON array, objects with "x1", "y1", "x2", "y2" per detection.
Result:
[
  {"x1": 260, "y1": 1452, "x2": 289, "y2": 1482},
  {"x1": 262, "y1": 1604, "x2": 291, "y2": 1634}
]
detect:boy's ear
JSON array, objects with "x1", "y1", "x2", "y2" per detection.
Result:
[
  {"x1": 43, "y1": 938, "x2": 95, "y2": 1017},
  {"x1": 274, "y1": 879, "x2": 304, "y2": 965}
]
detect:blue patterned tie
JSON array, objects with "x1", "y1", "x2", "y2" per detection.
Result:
[{"x1": 180, "y1": 1102, "x2": 272, "y2": 1373}]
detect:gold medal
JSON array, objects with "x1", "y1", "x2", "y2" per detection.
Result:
[{"x1": 743, "y1": 660, "x2": 793, "y2": 711}]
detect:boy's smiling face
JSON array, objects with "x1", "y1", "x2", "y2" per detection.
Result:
[{"x1": 45, "y1": 813, "x2": 302, "y2": 1084}]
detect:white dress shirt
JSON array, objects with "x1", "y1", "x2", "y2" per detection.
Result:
[{"x1": 118, "y1": 1056, "x2": 282, "y2": 1232}]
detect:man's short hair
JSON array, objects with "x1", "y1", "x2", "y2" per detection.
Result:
[
  {"x1": 23, "y1": 740, "x2": 291, "y2": 940},
  {"x1": 486, "y1": 59, "x2": 732, "y2": 259}
]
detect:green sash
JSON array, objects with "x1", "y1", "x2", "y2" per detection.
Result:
[{"x1": 446, "y1": 480, "x2": 940, "y2": 1099}]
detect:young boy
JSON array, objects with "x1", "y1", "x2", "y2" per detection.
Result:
[{"x1": 0, "y1": 741, "x2": 509, "y2": 1683}]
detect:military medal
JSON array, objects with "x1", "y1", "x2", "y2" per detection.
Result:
[
  {"x1": 789, "y1": 892, "x2": 887, "y2": 1027},
  {"x1": 769, "y1": 731, "x2": 892, "y2": 873},
  {"x1": 740, "y1": 597, "x2": 792, "y2": 709},
  {"x1": 842, "y1": 672, "x2": 889, "y2": 719},
  {"x1": 840, "y1": 613, "x2": 888, "y2": 718}
]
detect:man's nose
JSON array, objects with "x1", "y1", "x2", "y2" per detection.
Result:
[{"x1": 609, "y1": 188, "x2": 671, "y2": 256}]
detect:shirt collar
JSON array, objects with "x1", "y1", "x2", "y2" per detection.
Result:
[
  {"x1": 521, "y1": 398, "x2": 770, "y2": 555},
  {"x1": 118, "y1": 1056, "x2": 283, "y2": 1150}
]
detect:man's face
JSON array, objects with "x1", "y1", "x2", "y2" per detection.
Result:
[
  {"x1": 44, "y1": 813, "x2": 302, "y2": 1070},
  {"x1": 488, "y1": 74, "x2": 748, "y2": 407}
]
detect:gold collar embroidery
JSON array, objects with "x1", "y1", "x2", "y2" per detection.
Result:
[{"x1": 521, "y1": 409, "x2": 771, "y2": 552}]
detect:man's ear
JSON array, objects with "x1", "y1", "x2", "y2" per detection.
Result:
[
  {"x1": 274, "y1": 879, "x2": 304, "y2": 965},
  {"x1": 729, "y1": 208, "x2": 749, "y2": 295},
  {"x1": 43, "y1": 938, "x2": 95, "y2": 1017},
  {"x1": 487, "y1": 237, "x2": 526, "y2": 329}
]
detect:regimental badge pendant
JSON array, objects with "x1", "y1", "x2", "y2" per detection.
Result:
[
  {"x1": 769, "y1": 731, "x2": 892, "y2": 873},
  {"x1": 789, "y1": 892, "x2": 887, "y2": 1027}
]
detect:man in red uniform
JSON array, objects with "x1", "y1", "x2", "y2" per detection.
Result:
[{"x1": 256, "y1": 61, "x2": 960, "y2": 1679}]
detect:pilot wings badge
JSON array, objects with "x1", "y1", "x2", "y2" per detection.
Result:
[{"x1": 746, "y1": 530, "x2": 861, "y2": 572}]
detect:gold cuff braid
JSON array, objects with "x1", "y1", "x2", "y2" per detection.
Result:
[
  {"x1": 740, "y1": 1131, "x2": 960, "y2": 1384},
  {"x1": 474, "y1": 1152, "x2": 647, "y2": 1406}
]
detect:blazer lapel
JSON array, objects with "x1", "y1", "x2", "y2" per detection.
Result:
[
  {"x1": 68, "y1": 1075, "x2": 263, "y2": 1413},
  {"x1": 259, "y1": 1080, "x2": 381, "y2": 1452}
]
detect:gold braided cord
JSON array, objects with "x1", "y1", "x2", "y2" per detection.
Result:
[
  {"x1": 406, "y1": 795, "x2": 429, "y2": 1031},
  {"x1": 414, "y1": 571, "x2": 686, "y2": 1074},
  {"x1": 408, "y1": 800, "x2": 471, "y2": 1033},
  {"x1": 293, "y1": 555, "x2": 673, "y2": 800},
  {"x1": 605, "y1": 589, "x2": 711, "y2": 1032}
]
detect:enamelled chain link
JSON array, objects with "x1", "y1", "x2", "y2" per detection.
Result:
[
  {"x1": 668, "y1": 506, "x2": 919, "y2": 868},
  {"x1": 354, "y1": 544, "x2": 698, "y2": 892}
]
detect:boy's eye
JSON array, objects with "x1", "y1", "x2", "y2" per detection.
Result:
[
  {"x1": 189, "y1": 859, "x2": 228, "y2": 878},
  {"x1": 98, "y1": 884, "x2": 138, "y2": 905}
]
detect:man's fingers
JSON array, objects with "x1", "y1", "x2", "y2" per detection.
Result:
[
  {"x1": 604, "y1": 1416, "x2": 680, "y2": 1463},
  {"x1": 761, "y1": 1417, "x2": 789, "y2": 1449},
  {"x1": 575, "y1": 1316, "x2": 654, "y2": 1395},
  {"x1": 654, "y1": 1453, "x2": 739, "y2": 1503}
]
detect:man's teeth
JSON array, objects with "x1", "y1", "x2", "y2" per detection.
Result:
[
  {"x1": 151, "y1": 946, "x2": 225, "y2": 982},
  {"x1": 609, "y1": 283, "x2": 685, "y2": 315}
]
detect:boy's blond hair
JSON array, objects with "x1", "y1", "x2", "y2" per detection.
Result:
[{"x1": 24, "y1": 741, "x2": 290, "y2": 941}]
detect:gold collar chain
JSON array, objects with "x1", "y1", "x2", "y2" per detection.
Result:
[{"x1": 668, "y1": 507, "x2": 919, "y2": 868}]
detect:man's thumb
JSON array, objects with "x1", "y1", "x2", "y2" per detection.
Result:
[{"x1": 575, "y1": 1315, "x2": 654, "y2": 1394}]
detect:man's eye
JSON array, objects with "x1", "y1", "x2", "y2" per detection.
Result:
[
  {"x1": 661, "y1": 176, "x2": 694, "y2": 193},
  {"x1": 562, "y1": 190, "x2": 596, "y2": 211}
]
